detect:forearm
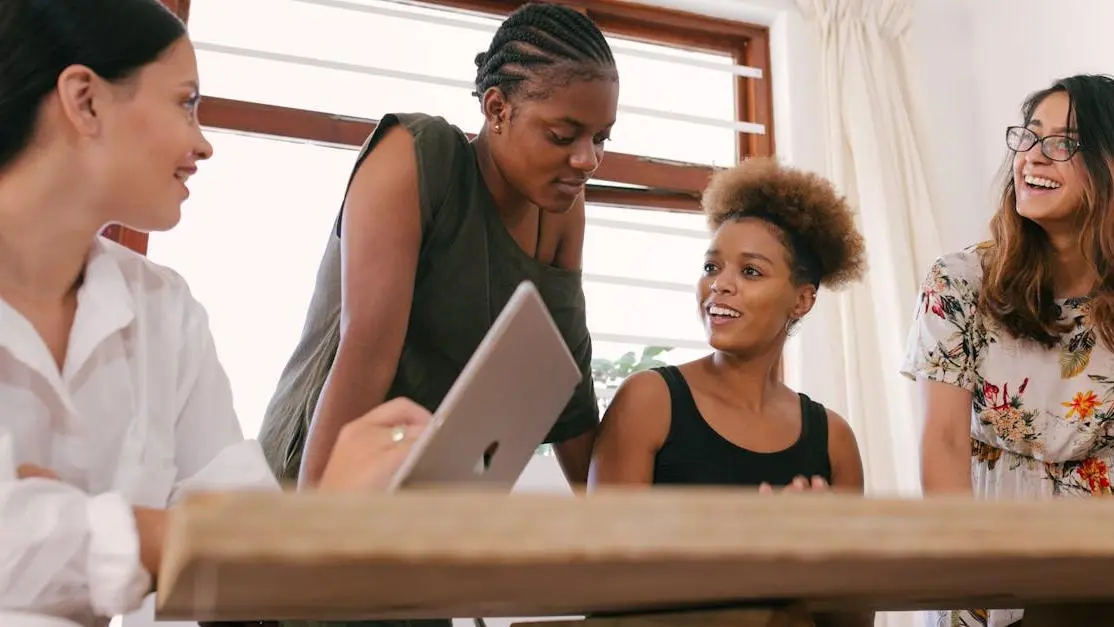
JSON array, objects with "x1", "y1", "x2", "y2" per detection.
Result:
[
  {"x1": 0, "y1": 480, "x2": 152, "y2": 617},
  {"x1": 554, "y1": 425, "x2": 598, "y2": 488},
  {"x1": 133, "y1": 507, "x2": 166, "y2": 583},
  {"x1": 299, "y1": 348, "x2": 397, "y2": 487},
  {"x1": 921, "y1": 436, "x2": 972, "y2": 494}
]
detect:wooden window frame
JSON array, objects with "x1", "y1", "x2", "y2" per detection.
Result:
[
  {"x1": 102, "y1": 0, "x2": 773, "y2": 256},
  {"x1": 107, "y1": 0, "x2": 785, "y2": 380}
]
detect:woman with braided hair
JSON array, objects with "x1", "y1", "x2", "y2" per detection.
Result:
[{"x1": 258, "y1": 2, "x2": 618, "y2": 501}]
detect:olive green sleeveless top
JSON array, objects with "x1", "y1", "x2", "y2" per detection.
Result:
[{"x1": 258, "y1": 112, "x2": 598, "y2": 483}]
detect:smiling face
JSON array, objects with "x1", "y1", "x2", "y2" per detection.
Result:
[
  {"x1": 697, "y1": 218, "x2": 816, "y2": 357},
  {"x1": 60, "y1": 36, "x2": 212, "y2": 232},
  {"x1": 485, "y1": 76, "x2": 618, "y2": 214},
  {"x1": 1012, "y1": 91, "x2": 1085, "y2": 229}
]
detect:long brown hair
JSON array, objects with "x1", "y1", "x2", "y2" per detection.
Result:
[{"x1": 980, "y1": 75, "x2": 1114, "y2": 350}]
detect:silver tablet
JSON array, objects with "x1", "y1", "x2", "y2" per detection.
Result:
[{"x1": 387, "y1": 281, "x2": 582, "y2": 490}]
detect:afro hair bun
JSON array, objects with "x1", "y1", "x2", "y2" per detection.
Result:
[{"x1": 701, "y1": 157, "x2": 867, "y2": 289}]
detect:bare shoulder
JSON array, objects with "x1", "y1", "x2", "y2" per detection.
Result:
[
  {"x1": 590, "y1": 368, "x2": 673, "y2": 485},
  {"x1": 613, "y1": 368, "x2": 670, "y2": 403},
  {"x1": 823, "y1": 407, "x2": 865, "y2": 491},
  {"x1": 598, "y1": 369, "x2": 672, "y2": 447},
  {"x1": 825, "y1": 408, "x2": 857, "y2": 445}
]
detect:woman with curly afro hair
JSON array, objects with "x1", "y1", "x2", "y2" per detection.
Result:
[
  {"x1": 589, "y1": 158, "x2": 870, "y2": 624},
  {"x1": 590, "y1": 156, "x2": 868, "y2": 489},
  {"x1": 588, "y1": 158, "x2": 870, "y2": 625}
]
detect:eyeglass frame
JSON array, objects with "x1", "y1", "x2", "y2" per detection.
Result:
[{"x1": 1005, "y1": 125, "x2": 1082, "y2": 162}]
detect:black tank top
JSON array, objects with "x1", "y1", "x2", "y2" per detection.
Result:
[{"x1": 651, "y1": 366, "x2": 832, "y2": 487}]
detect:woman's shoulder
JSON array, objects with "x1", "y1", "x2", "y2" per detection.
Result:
[
  {"x1": 94, "y1": 236, "x2": 206, "y2": 330},
  {"x1": 383, "y1": 112, "x2": 471, "y2": 156},
  {"x1": 376, "y1": 113, "x2": 479, "y2": 208},
  {"x1": 795, "y1": 391, "x2": 836, "y2": 430},
  {"x1": 354, "y1": 112, "x2": 475, "y2": 186},
  {"x1": 97, "y1": 236, "x2": 190, "y2": 294},
  {"x1": 914, "y1": 243, "x2": 989, "y2": 310},
  {"x1": 927, "y1": 243, "x2": 986, "y2": 287}
]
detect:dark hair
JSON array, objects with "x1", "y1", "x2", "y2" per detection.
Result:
[
  {"x1": 980, "y1": 74, "x2": 1114, "y2": 349},
  {"x1": 0, "y1": 0, "x2": 186, "y2": 169},
  {"x1": 701, "y1": 157, "x2": 867, "y2": 290},
  {"x1": 473, "y1": 2, "x2": 616, "y2": 101}
]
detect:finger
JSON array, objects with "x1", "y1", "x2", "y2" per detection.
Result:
[
  {"x1": 372, "y1": 398, "x2": 433, "y2": 427},
  {"x1": 811, "y1": 475, "x2": 829, "y2": 489},
  {"x1": 379, "y1": 437, "x2": 416, "y2": 464},
  {"x1": 347, "y1": 398, "x2": 432, "y2": 444},
  {"x1": 758, "y1": 482, "x2": 773, "y2": 494},
  {"x1": 383, "y1": 422, "x2": 429, "y2": 449},
  {"x1": 790, "y1": 476, "x2": 808, "y2": 490},
  {"x1": 377, "y1": 436, "x2": 426, "y2": 479}
]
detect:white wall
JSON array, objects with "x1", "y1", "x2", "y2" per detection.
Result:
[
  {"x1": 913, "y1": 0, "x2": 1114, "y2": 251},
  {"x1": 907, "y1": 0, "x2": 983, "y2": 251},
  {"x1": 968, "y1": 1, "x2": 1114, "y2": 201}
]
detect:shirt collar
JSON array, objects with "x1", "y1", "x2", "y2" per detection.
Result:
[{"x1": 0, "y1": 237, "x2": 137, "y2": 383}]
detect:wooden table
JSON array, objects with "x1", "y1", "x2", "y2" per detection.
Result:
[{"x1": 156, "y1": 489, "x2": 1114, "y2": 626}]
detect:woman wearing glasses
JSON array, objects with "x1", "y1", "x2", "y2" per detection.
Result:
[{"x1": 903, "y1": 74, "x2": 1114, "y2": 626}]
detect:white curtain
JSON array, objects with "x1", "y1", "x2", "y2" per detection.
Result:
[
  {"x1": 785, "y1": 2, "x2": 942, "y2": 623},
  {"x1": 790, "y1": 0, "x2": 941, "y2": 494}
]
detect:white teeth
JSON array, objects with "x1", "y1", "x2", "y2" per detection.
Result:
[
  {"x1": 708, "y1": 305, "x2": 740, "y2": 318},
  {"x1": 1025, "y1": 174, "x2": 1061, "y2": 189}
]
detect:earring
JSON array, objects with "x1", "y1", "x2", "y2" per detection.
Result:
[
  {"x1": 493, "y1": 123, "x2": 502, "y2": 133},
  {"x1": 785, "y1": 318, "x2": 800, "y2": 337}
]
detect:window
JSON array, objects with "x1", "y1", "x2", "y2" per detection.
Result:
[
  {"x1": 107, "y1": 0, "x2": 774, "y2": 247},
  {"x1": 148, "y1": 130, "x2": 356, "y2": 437},
  {"x1": 581, "y1": 204, "x2": 711, "y2": 405},
  {"x1": 187, "y1": 0, "x2": 763, "y2": 168},
  {"x1": 133, "y1": 0, "x2": 776, "y2": 452}
]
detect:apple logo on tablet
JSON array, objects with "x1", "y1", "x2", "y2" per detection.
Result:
[{"x1": 473, "y1": 441, "x2": 500, "y2": 475}]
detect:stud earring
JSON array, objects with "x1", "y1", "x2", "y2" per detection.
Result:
[{"x1": 493, "y1": 123, "x2": 502, "y2": 133}]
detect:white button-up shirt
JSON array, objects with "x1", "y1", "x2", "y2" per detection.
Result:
[{"x1": 0, "y1": 237, "x2": 279, "y2": 627}]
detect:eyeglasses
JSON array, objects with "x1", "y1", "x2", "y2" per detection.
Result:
[{"x1": 1005, "y1": 126, "x2": 1081, "y2": 162}]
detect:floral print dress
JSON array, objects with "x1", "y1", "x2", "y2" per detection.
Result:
[{"x1": 901, "y1": 247, "x2": 1114, "y2": 627}]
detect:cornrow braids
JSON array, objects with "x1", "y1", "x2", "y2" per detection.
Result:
[{"x1": 473, "y1": 2, "x2": 616, "y2": 101}]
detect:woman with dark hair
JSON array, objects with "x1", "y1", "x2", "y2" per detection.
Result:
[
  {"x1": 589, "y1": 158, "x2": 871, "y2": 627},
  {"x1": 905, "y1": 74, "x2": 1114, "y2": 626},
  {"x1": 258, "y1": 2, "x2": 619, "y2": 493},
  {"x1": 0, "y1": 2, "x2": 432, "y2": 626},
  {"x1": 589, "y1": 158, "x2": 867, "y2": 493}
]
